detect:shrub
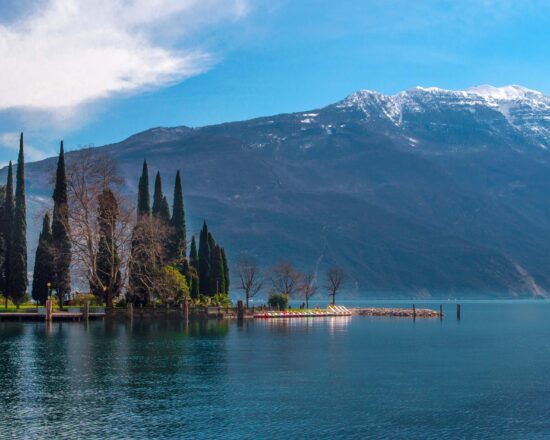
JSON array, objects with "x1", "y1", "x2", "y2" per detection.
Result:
[
  {"x1": 268, "y1": 293, "x2": 288, "y2": 310},
  {"x1": 72, "y1": 293, "x2": 102, "y2": 306}
]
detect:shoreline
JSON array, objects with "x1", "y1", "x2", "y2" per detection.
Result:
[{"x1": 0, "y1": 305, "x2": 444, "y2": 321}]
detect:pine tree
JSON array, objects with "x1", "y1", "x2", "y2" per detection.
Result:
[
  {"x1": 170, "y1": 170, "x2": 186, "y2": 262},
  {"x1": 152, "y1": 171, "x2": 164, "y2": 217},
  {"x1": 198, "y1": 221, "x2": 211, "y2": 295},
  {"x1": 0, "y1": 162, "x2": 13, "y2": 307},
  {"x1": 189, "y1": 236, "x2": 199, "y2": 298},
  {"x1": 221, "y1": 247, "x2": 229, "y2": 294},
  {"x1": 137, "y1": 160, "x2": 150, "y2": 216},
  {"x1": 51, "y1": 141, "x2": 71, "y2": 309},
  {"x1": 32, "y1": 213, "x2": 53, "y2": 305},
  {"x1": 94, "y1": 188, "x2": 122, "y2": 308},
  {"x1": 9, "y1": 134, "x2": 27, "y2": 306}
]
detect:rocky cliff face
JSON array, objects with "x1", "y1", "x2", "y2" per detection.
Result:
[{"x1": 15, "y1": 85, "x2": 550, "y2": 297}]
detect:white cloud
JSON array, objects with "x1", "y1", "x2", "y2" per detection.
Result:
[
  {"x1": 0, "y1": 132, "x2": 53, "y2": 162},
  {"x1": 0, "y1": 0, "x2": 249, "y2": 111}
]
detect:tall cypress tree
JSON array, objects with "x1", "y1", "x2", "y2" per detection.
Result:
[
  {"x1": 210, "y1": 245, "x2": 225, "y2": 295},
  {"x1": 160, "y1": 196, "x2": 171, "y2": 224},
  {"x1": 152, "y1": 171, "x2": 164, "y2": 217},
  {"x1": 94, "y1": 188, "x2": 122, "y2": 308},
  {"x1": 129, "y1": 161, "x2": 152, "y2": 305},
  {"x1": 198, "y1": 221, "x2": 211, "y2": 295},
  {"x1": 0, "y1": 162, "x2": 13, "y2": 307},
  {"x1": 221, "y1": 247, "x2": 229, "y2": 294},
  {"x1": 9, "y1": 134, "x2": 27, "y2": 306},
  {"x1": 189, "y1": 236, "x2": 199, "y2": 299},
  {"x1": 137, "y1": 160, "x2": 150, "y2": 217},
  {"x1": 170, "y1": 170, "x2": 186, "y2": 262},
  {"x1": 207, "y1": 232, "x2": 217, "y2": 293},
  {"x1": 32, "y1": 213, "x2": 53, "y2": 305},
  {"x1": 51, "y1": 141, "x2": 71, "y2": 309}
]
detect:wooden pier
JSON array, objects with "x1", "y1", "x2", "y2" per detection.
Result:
[{"x1": 0, "y1": 311, "x2": 105, "y2": 321}]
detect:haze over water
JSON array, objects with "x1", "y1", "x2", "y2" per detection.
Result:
[{"x1": 1, "y1": 300, "x2": 549, "y2": 439}]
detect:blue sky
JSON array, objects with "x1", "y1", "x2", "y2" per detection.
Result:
[{"x1": 1, "y1": 0, "x2": 550, "y2": 165}]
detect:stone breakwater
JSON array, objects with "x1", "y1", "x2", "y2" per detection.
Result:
[{"x1": 352, "y1": 307, "x2": 442, "y2": 318}]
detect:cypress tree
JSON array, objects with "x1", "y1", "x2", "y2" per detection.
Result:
[
  {"x1": 137, "y1": 160, "x2": 150, "y2": 216},
  {"x1": 94, "y1": 188, "x2": 122, "y2": 308},
  {"x1": 0, "y1": 185, "x2": 5, "y2": 299},
  {"x1": 207, "y1": 232, "x2": 217, "y2": 293},
  {"x1": 221, "y1": 247, "x2": 229, "y2": 294},
  {"x1": 51, "y1": 141, "x2": 71, "y2": 309},
  {"x1": 189, "y1": 236, "x2": 199, "y2": 299},
  {"x1": 160, "y1": 196, "x2": 171, "y2": 224},
  {"x1": 129, "y1": 162, "x2": 152, "y2": 305},
  {"x1": 9, "y1": 134, "x2": 27, "y2": 306},
  {"x1": 0, "y1": 162, "x2": 13, "y2": 307},
  {"x1": 152, "y1": 171, "x2": 164, "y2": 217},
  {"x1": 198, "y1": 221, "x2": 211, "y2": 295},
  {"x1": 211, "y1": 245, "x2": 225, "y2": 295},
  {"x1": 32, "y1": 213, "x2": 53, "y2": 305},
  {"x1": 170, "y1": 170, "x2": 186, "y2": 262}
]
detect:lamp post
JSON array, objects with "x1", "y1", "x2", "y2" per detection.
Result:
[{"x1": 47, "y1": 282, "x2": 52, "y2": 299}]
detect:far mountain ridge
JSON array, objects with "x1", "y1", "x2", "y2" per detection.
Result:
[{"x1": 7, "y1": 84, "x2": 550, "y2": 298}]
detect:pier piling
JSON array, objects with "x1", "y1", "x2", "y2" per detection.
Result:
[
  {"x1": 456, "y1": 304, "x2": 461, "y2": 320},
  {"x1": 237, "y1": 300, "x2": 244, "y2": 320}
]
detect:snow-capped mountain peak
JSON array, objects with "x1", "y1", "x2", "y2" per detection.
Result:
[{"x1": 465, "y1": 84, "x2": 544, "y2": 101}]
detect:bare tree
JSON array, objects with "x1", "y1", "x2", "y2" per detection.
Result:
[
  {"x1": 127, "y1": 215, "x2": 173, "y2": 305},
  {"x1": 58, "y1": 149, "x2": 133, "y2": 304},
  {"x1": 237, "y1": 257, "x2": 263, "y2": 308},
  {"x1": 270, "y1": 261, "x2": 302, "y2": 298},
  {"x1": 299, "y1": 272, "x2": 318, "y2": 309},
  {"x1": 325, "y1": 267, "x2": 346, "y2": 305}
]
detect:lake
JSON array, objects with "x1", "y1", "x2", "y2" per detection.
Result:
[{"x1": 1, "y1": 300, "x2": 549, "y2": 439}]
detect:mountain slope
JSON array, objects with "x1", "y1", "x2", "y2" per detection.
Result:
[{"x1": 14, "y1": 85, "x2": 550, "y2": 297}]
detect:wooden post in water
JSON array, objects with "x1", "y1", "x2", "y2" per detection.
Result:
[
  {"x1": 456, "y1": 304, "x2": 461, "y2": 320},
  {"x1": 440, "y1": 304, "x2": 443, "y2": 318},
  {"x1": 412, "y1": 304, "x2": 416, "y2": 318},
  {"x1": 127, "y1": 303, "x2": 133, "y2": 320},
  {"x1": 45, "y1": 298, "x2": 53, "y2": 322},
  {"x1": 83, "y1": 301, "x2": 90, "y2": 321},
  {"x1": 183, "y1": 299, "x2": 189, "y2": 322},
  {"x1": 237, "y1": 300, "x2": 244, "y2": 320}
]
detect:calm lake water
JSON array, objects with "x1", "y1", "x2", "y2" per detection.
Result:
[{"x1": 1, "y1": 300, "x2": 549, "y2": 439}]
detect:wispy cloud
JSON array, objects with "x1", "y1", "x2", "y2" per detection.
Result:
[
  {"x1": 0, "y1": 0, "x2": 249, "y2": 113},
  {"x1": 0, "y1": 132, "x2": 54, "y2": 162}
]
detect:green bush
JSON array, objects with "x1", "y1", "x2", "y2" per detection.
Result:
[
  {"x1": 268, "y1": 293, "x2": 289, "y2": 310},
  {"x1": 72, "y1": 293, "x2": 102, "y2": 306}
]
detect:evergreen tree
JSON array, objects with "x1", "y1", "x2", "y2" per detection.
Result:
[
  {"x1": 207, "y1": 232, "x2": 217, "y2": 293},
  {"x1": 189, "y1": 236, "x2": 199, "y2": 299},
  {"x1": 152, "y1": 171, "x2": 164, "y2": 217},
  {"x1": 170, "y1": 170, "x2": 186, "y2": 262},
  {"x1": 51, "y1": 141, "x2": 71, "y2": 308},
  {"x1": 9, "y1": 134, "x2": 27, "y2": 306},
  {"x1": 0, "y1": 162, "x2": 13, "y2": 307},
  {"x1": 221, "y1": 247, "x2": 229, "y2": 294},
  {"x1": 32, "y1": 213, "x2": 53, "y2": 305},
  {"x1": 129, "y1": 161, "x2": 153, "y2": 305},
  {"x1": 137, "y1": 160, "x2": 150, "y2": 216},
  {"x1": 94, "y1": 188, "x2": 122, "y2": 307},
  {"x1": 198, "y1": 221, "x2": 211, "y2": 295},
  {"x1": 211, "y1": 245, "x2": 226, "y2": 295},
  {"x1": 160, "y1": 196, "x2": 171, "y2": 224}
]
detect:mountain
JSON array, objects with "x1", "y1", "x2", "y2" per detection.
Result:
[{"x1": 11, "y1": 84, "x2": 550, "y2": 298}]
